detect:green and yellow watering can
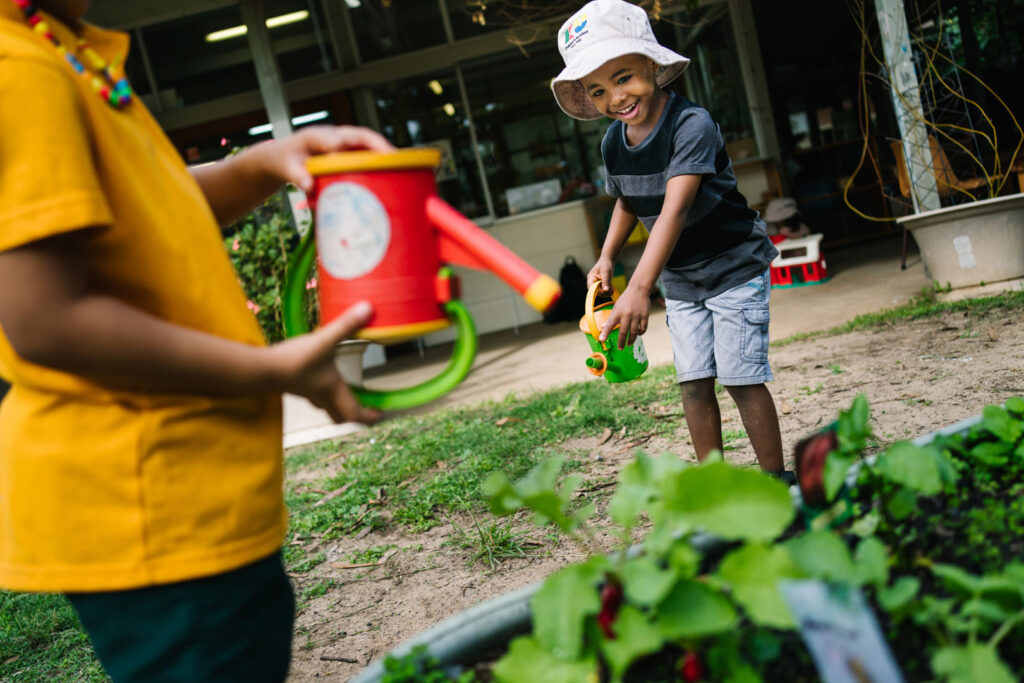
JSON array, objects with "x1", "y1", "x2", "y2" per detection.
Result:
[{"x1": 580, "y1": 280, "x2": 649, "y2": 383}]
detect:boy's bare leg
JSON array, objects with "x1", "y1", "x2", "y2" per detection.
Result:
[
  {"x1": 679, "y1": 378, "x2": 723, "y2": 462},
  {"x1": 724, "y1": 383, "x2": 784, "y2": 472}
]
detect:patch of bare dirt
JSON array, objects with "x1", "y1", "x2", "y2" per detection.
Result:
[{"x1": 287, "y1": 306, "x2": 1024, "y2": 681}]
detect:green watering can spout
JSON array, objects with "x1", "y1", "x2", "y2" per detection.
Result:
[{"x1": 282, "y1": 227, "x2": 478, "y2": 411}]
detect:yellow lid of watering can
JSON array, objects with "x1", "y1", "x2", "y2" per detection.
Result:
[{"x1": 307, "y1": 147, "x2": 441, "y2": 175}]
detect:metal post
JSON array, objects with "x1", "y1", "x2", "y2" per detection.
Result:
[
  {"x1": 876, "y1": 0, "x2": 940, "y2": 213},
  {"x1": 728, "y1": 0, "x2": 780, "y2": 164},
  {"x1": 239, "y1": 0, "x2": 311, "y2": 231},
  {"x1": 455, "y1": 64, "x2": 496, "y2": 221},
  {"x1": 240, "y1": 0, "x2": 293, "y2": 140}
]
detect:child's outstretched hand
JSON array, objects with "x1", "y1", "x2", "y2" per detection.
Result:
[
  {"x1": 267, "y1": 300, "x2": 380, "y2": 425},
  {"x1": 600, "y1": 285, "x2": 650, "y2": 350},
  {"x1": 259, "y1": 125, "x2": 395, "y2": 193}
]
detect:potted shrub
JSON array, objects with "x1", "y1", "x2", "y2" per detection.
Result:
[{"x1": 354, "y1": 394, "x2": 1024, "y2": 682}]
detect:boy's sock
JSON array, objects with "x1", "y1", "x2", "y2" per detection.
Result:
[{"x1": 764, "y1": 469, "x2": 796, "y2": 486}]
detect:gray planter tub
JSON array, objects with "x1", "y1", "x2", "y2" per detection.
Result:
[{"x1": 898, "y1": 193, "x2": 1024, "y2": 289}]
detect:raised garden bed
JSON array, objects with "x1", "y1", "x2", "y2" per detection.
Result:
[{"x1": 357, "y1": 396, "x2": 1024, "y2": 683}]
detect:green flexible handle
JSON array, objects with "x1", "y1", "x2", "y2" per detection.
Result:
[{"x1": 282, "y1": 227, "x2": 478, "y2": 411}]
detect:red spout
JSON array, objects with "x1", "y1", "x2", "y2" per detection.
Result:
[{"x1": 426, "y1": 196, "x2": 561, "y2": 314}]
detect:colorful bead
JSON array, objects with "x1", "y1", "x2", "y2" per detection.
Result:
[{"x1": 12, "y1": 0, "x2": 133, "y2": 110}]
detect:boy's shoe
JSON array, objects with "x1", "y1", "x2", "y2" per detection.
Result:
[{"x1": 764, "y1": 469, "x2": 797, "y2": 487}]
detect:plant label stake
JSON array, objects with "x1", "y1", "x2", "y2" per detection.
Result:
[
  {"x1": 283, "y1": 148, "x2": 561, "y2": 411},
  {"x1": 579, "y1": 280, "x2": 648, "y2": 383}
]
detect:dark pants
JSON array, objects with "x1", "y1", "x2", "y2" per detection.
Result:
[{"x1": 66, "y1": 552, "x2": 294, "y2": 683}]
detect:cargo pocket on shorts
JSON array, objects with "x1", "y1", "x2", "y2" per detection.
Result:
[{"x1": 740, "y1": 305, "x2": 770, "y2": 363}]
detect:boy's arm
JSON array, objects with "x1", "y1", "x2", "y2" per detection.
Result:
[
  {"x1": 0, "y1": 231, "x2": 378, "y2": 424},
  {"x1": 588, "y1": 198, "x2": 639, "y2": 293},
  {"x1": 601, "y1": 174, "x2": 702, "y2": 349},
  {"x1": 190, "y1": 126, "x2": 394, "y2": 228}
]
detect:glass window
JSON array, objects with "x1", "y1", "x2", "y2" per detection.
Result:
[
  {"x1": 656, "y1": 4, "x2": 756, "y2": 154},
  {"x1": 372, "y1": 70, "x2": 490, "y2": 219},
  {"x1": 136, "y1": 6, "x2": 259, "y2": 108},
  {"x1": 460, "y1": 48, "x2": 606, "y2": 217},
  {"x1": 264, "y1": 0, "x2": 336, "y2": 80},
  {"x1": 347, "y1": 0, "x2": 448, "y2": 62},
  {"x1": 444, "y1": 0, "x2": 564, "y2": 41}
]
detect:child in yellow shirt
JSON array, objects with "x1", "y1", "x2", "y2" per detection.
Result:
[{"x1": 0, "y1": 0, "x2": 391, "y2": 679}]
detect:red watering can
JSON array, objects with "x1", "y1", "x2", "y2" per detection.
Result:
[{"x1": 283, "y1": 148, "x2": 561, "y2": 411}]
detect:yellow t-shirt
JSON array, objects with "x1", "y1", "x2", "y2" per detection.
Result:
[{"x1": 0, "y1": 8, "x2": 286, "y2": 592}]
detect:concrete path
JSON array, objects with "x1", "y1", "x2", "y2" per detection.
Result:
[{"x1": 284, "y1": 237, "x2": 933, "y2": 447}]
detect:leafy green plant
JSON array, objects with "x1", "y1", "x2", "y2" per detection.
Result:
[
  {"x1": 485, "y1": 451, "x2": 803, "y2": 682},
  {"x1": 223, "y1": 189, "x2": 316, "y2": 342},
  {"x1": 481, "y1": 394, "x2": 1024, "y2": 682},
  {"x1": 381, "y1": 645, "x2": 476, "y2": 683}
]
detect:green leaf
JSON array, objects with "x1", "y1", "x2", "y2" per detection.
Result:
[
  {"x1": 960, "y1": 598, "x2": 1013, "y2": 623},
  {"x1": 599, "y1": 606, "x2": 665, "y2": 682},
  {"x1": 723, "y1": 663, "x2": 763, "y2": 683},
  {"x1": 822, "y1": 453, "x2": 854, "y2": 502},
  {"x1": 668, "y1": 541, "x2": 700, "y2": 578},
  {"x1": 662, "y1": 463, "x2": 794, "y2": 541},
  {"x1": 612, "y1": 452, "x2": 686, "y2": 530},
  {"x1": 885, "y1": 487, "x2": 917, "y2": 520},
  {"x1": 836, "y1": 394, "x2": 872, "y2": 453},
  {"x1": 970, "y1": 441, "x2": 1011, "y2": 467},
  {"x1": 746, "y1": 629, "x2": 782, "y2": 664},
  {"x1": 608, "y1": 483, "x2": 650, "y2": 530},
  {"x1": 1005, "y1": 396, "x2": 1024, "y2": 417},
  {"x1": 982, "y1": 405, "x2": 1022, "y2": 444},
  {"x1": 716, "y1": 544, "x2": 799, "y2": 628},
  {"x1": 492, "y1": 636, "x2": 597, "y2": 683},
  {"x1": 622, "y1": 556, "x2": 677, "y2": 607},
  {"x1": 875, "y1": 442, "x2": 944, "y2": 495},
  {"x1": 877, "y1": 576, "x2": 920, "y2": 611},
  {"x1": 932, "y1": 564, "x2": 982, "y2": 595},
  {"x1": 656, "y1": 579, "x2": 737, "y2": 638},
  {"x1": 854, "y1": 537, "x2": 889, "y2": 586},
  {"x1": 531, "y1": 559, "x2": 606, "y2": 660},
  {"x1": 483, "y1": 472, "x2": 522, "y2": 516},
  {"x1": 784, "y1": 531, "x2": 858, "y2": 583},
  {"x1": 931, "y1": 645, "x2": 1015, "y2": 683}
]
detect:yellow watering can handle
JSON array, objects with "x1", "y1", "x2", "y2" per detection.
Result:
[{"x1": 585, "y1": 280, "x2": 619, "y2": 349}]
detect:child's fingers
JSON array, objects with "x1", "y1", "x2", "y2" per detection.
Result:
[
  {"x1": 599, "y1": 309, "x2": 620, "y2": 342},
  {"x1": 303, "y1": 126, "x2": 394, "y2": 154},
  {"x1": 322, "y1": 383, "x2": 380, "y2": 425},
  {"x1": 316, "y1": 301, "x2": 374, "y2": 350}
]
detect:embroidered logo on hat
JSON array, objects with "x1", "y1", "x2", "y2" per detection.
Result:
[{"x1": 564, "y1": 14, "x2": 589, "y2": 48}]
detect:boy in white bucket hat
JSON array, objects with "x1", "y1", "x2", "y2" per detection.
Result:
[{"x1": 553, "y1": 0, "x2": 792, "y2": 481}]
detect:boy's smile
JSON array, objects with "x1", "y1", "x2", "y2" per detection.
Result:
[{"x1": 583, "y1": 54, "x2": 668, "y2": 139}]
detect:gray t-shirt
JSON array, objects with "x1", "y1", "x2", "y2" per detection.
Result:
[{"x1": 602, "y1": 92, "x2": 778, "y2": 301}]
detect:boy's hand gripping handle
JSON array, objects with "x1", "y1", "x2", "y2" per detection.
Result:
[
  {"x1": 426, "y1": 197, "x2": 561, "y2": 314},
  {"x1": 585, "y1": 280, "x2": 619, "y2": 351}
]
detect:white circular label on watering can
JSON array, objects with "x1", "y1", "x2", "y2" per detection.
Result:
[
  {"x1": 633, "y1": 337, "x2": 648, "y2": 365},
  {"x1": 316, "y1": 182, "x2": 391, "y2": 280}
]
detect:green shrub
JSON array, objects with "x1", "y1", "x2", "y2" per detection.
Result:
[{"x1": 224, "y1": 190, "x2": 317, "y2": 342}]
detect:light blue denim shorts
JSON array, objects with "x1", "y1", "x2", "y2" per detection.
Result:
[{"x1": 665, "y1": 270, "x2": 773, "y2": 386}]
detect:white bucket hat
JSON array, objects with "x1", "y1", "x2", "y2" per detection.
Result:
[{"x1": 551, "y1": 0, "x2": 690, "y2": 120}]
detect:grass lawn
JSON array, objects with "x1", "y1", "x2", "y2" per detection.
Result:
[{"x1": 2, "y1": 286, "x2": 1021, "y2": 681}]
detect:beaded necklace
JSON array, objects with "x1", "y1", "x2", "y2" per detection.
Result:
[{"x1": 11, "y1": 0, "x2": 132, "y2": 108}]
